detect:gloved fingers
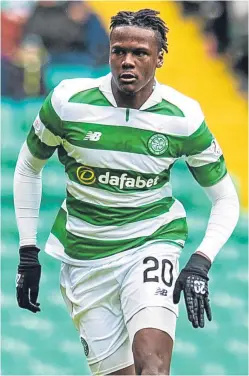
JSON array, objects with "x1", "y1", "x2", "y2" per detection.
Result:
[
  {"x1": 204, "y1": 296, "x2": 212, "y2": 321},
  {"x1": 30, "y1": 296, "x2": 41, "y2": 310},
  {"x1": 16, "y1": 287, "x2": 25, "y2": 308},
  {"x1": 16, "y1": 274, "x2": 29, "y2": 308},
  {"x1": 183, "y1": 288, "x2": 194, "y2": 324},
  {"x1": 17, "y1": 287, "x2": 29, "y2": 308},
  {"x1": 26, "y1": 300, "x2": 41, "y2": 313},
  {"x1": 173, "y1": 279, "x2": 182, "y2": 304},
  {"x1": 16, "y1": 284, "x2": 41, "y2": 313},
  {"x1": 23, "y1": 289, "x2": 41, "y2": 313},
  {"x1": 30, "y1": 286, "x2": 39, "y2": 305},
  {"x1": 197, "y1": 296, "x2": 205, "y2": 328},
  {"x1": 192, "y1": 295, "x2": 199, "y2": 328}
]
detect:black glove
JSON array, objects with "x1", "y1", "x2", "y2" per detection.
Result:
[
  {"x1": 16, "y1": 246, "x2": 41, "y2": 313},
  {"x1": 173, "y1": 253, "x2": 212, "y2": 328}
]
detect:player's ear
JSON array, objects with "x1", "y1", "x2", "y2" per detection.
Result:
[{"x1": 156, "y1": 50, "x2": 164, "y2": 68}]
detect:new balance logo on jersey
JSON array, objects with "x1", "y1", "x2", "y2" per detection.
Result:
[
  {"x1": 155, "y1": 288, "x2": 168, "y2": 296},
  {"x1": 84, "y1": 131, "x2": 102, "y2": 141}
]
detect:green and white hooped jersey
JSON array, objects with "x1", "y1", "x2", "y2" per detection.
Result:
[{"x1": 27, "y1": 73, "x2": 227, "y2": 261}]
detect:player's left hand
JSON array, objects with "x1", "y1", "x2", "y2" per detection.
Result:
[
  {"x1": 173, "y1": 253, "x2": 212, "y2": 328},
  {"x1": 16, "y1": 246, "x2": 41, "y2": 313}
]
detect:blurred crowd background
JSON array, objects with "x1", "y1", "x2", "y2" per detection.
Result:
[
  {"x1": 1, "y1": 1, "x2": 248, "y2": 376},
  {"x1": 1, "y1": 0, "x2": 110, "y2": 98},
  {"x1": 180, "y1": 1, "x2": 248, "y2": 93},
  {"x1": 1, "y1": 0, "x2": 248, "y2": 98}
]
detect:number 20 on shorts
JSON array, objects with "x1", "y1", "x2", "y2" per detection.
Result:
[{"x1": 143, "y1": 257, "x2": 174, "y2": 287}]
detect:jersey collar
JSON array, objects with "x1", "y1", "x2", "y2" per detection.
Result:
[{"x1": 99, "y1": 73, "x2": 163, "y2": 110}]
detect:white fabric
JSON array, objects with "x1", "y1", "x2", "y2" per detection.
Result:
[
  {"x1": 85, "y1": 306, "x2": 177, "y2": 376},
  {"x1": 159, "y1": 84, "x2": 205, "y2": 135},
  {"x1": 61, "y1": 101, "x2": 188, "y2": 135},
  {"x1": 33, "y1": 114, "x2": 62, "y2": 146},
  {"x1": 100, "y1": 73, "x2": 205, "y2": 134},
  {"x1": 62, "y1": 140, "x2": 176, "y2": 174},
  {"x1": 51, "y1": 77, "x2": 104, "y2": 113},
  {"x1": 186, "y1": 139, "x2": 222, "y2": 167},
  {"x1": 127, "y1": 306, "x2": 177, "y2": 343},
  {"x1": 53, "y1": 74, "x2": 203, "y2": 135},
  {"x1": 59, "y1": 242, "x2": 179, "y2": 374},
  {"x1": 13, "y1": 142, "x2": 47, "y2": 246},
  {"x1": 89, "y1": 338, "x2": 133, "y2": 376},
  {"x1": 196, "y1": 174, "x2": 240, "y2": 262}
]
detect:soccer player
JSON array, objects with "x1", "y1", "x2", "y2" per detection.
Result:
[{"x1": 14, "y1": 9, "x2": 239, "y2": 376}]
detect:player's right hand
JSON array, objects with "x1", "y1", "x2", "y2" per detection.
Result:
[
  {"x1": 173, "y1": 253, "x2": 212, "y2": 328},
  {"x1": 16, "y1": 246, "x2": 41, "y2": 313}
]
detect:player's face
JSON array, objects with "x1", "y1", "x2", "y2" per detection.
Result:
[{"x1": 110, "y1": 26, "x2": 163, "y2": 95}]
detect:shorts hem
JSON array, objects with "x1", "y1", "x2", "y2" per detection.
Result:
[
  {"x1": 90, "y1": 360, "x2": 134, "y2": 375},
  {"x1": 87, "y1": 336, "x2": 130, "y2": 365},
  {"x1": 127, "y1": 306, "x2": 177, "y2": 343},
  {"x1": 126, "y1": 304, "x2": 178, "y2": 324}
]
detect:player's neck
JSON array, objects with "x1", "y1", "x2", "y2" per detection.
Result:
[{"x1": 111, "y1": 79, "x2": 155, "y2": 110}]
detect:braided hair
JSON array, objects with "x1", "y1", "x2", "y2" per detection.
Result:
[{"x1": 110, "y1": 9, "x2": 169, "y2": 53}]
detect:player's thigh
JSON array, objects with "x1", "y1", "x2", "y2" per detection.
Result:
[
  {"x1": 60, "y1": 262, "x2": 133, "y2": 375},
  {"x1": 107, "y1": 364, "x2": 135, "y2": 375},
  {"x1": 127, "y1": 307, "x2": 176, "y2": 375},
  {"x1": 119, "y1": 242, "x2": 179, "y2": 373}
]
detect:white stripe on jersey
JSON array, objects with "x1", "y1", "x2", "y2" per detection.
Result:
[
  {"x1": 33, "y1": 115, "x2": 61, "y2": 146},
  {"x1": 186, "y1": 139, "x2": 222, "y2": 167},
  {"x1": 61, "y1": 102, "x2": 189, "y2": 136},
  {"x1": 63, "y1": 140, "x2": 176, "y2": 174}
]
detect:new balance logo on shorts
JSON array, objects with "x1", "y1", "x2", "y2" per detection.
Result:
[
  {"x1": 84, "y1": 131, "x2": 102, "y2": 141},
  {"x1": 155, "y1": 287, "x2": 168, "y2": 296}
]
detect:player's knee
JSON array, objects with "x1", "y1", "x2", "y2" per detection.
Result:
[
  {"x1": 133, "y1": 351, "x2": 169, "y2": 375},
  {"x1": 132, "y1": 328, "x2": 172, "y2": 375},
  {"x1": 132, "y1": 341, "x2": 170, "y2": 375}
]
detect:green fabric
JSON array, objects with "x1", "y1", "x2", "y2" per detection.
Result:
[
  {"x1": 66, "y1": 191, "x2": 175, "y2": 226},
  {"x1": 69, "y1": 87, "x2": 112, "y2": 106},
  {"x1": 187, "y1": 156, "x2": 227, "y2": 186},
  {"x1": 144, "y1": 98, "x2": 185, "y2": 117},
  {"x1": 39, "y1": 91, "x2": 63, "y2": 137},
  {"x1": 66, "y1": 162, "x2": 172, "y2": 193},
  {"x1": 60, "y1": 120, "x2": 213, "y2": 159},
  {"x1": 62, "y1": 120, "x2": 181, "y2": 157},
  {"x1": 51, "y1": 208, "x2": 187, "y2": 260},
  {"x1": 183, "y1": 121, "x2": 213, "y2": 156},
  {"x1": 27, "y1": 128, "x2": 57, "y2": 159}
]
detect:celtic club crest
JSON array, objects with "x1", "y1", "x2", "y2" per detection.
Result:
[
  {"x1": 148, "y1": 134, "x2": 168, "y2": 155},
  {"x1": 80, "y1": 337, "x2": 89, "y2": 356}
]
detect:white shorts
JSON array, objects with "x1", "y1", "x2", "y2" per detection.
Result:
[{"x1": 60, "y1": 242, "x2": 180, "y2": 375}]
